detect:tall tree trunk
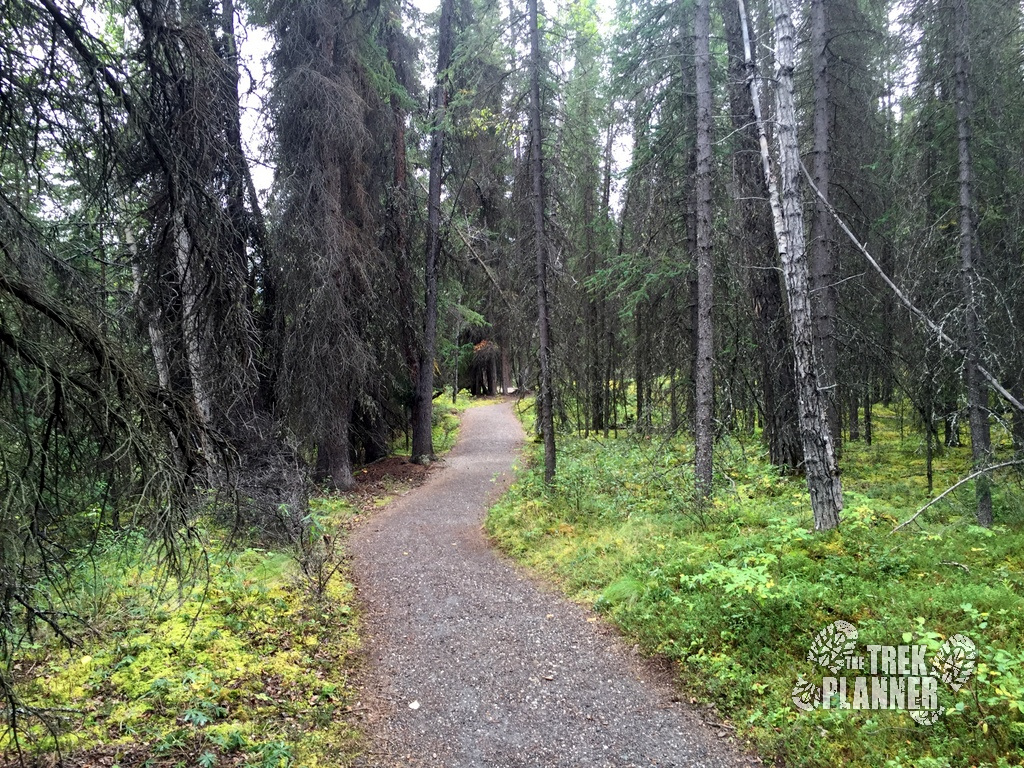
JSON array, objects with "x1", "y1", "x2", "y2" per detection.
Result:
[
  {"x1": 635, "y1": 307, "x2": 645, "y2": 432},
  {"x1": 412, "y1": 0, "x2": 455, "y2": 463},
  {"x1": 172, "y1": 207, "x2": 218, "y2": 483},
  {"x1": 924, "y1": 358, "x2": 936, "y2": 495},
  {"x1": 385, "y1": 18, "x2": 421, "y2": 454},
  {"x1": 501, "y1": 336, "x2": 512, "y2": 394},
  {"x1": 864, "y1": 388, "x2": 872, "y2": 446},
  {"x1": 693, "y1": 0, "x2": 714, "y2": 496},
  {"x1": 849, "y1": 389, "x2": 860, "y2": 441},
  {"x1": 810, "y1": 0, "x2": 840, "y2": 446},
  {"x1": 740, "y1": 0, "x2": 843, "y2": 530},
  {"x1": 528, "y1": 0, "x2": 556, "y2": 483},
  {"x1": 582, "y1": 107, "x2": 601, "y2": 435},
  {"x1": 589, "y1": 119, "x2": 616, "y2": 433},
  {"x1": 316, "y1": 400, "x2": 354, "y2": 490},
  {"x1": 668, "y1": 4, "x2": 699, "y2": 431},
  {"x1": 954, "y1": 0, "x2": 992, "y2": 526},
  {"x1": 720, "y1": 0, "x2": 800, "y2": 471}
]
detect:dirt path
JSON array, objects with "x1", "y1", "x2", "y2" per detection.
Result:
[{"x1": 348, "y1": 402, "x2": 760, "y2": 768}]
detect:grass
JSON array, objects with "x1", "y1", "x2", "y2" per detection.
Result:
[{"x1": 486, "y1": 402, "x2": 1024, "y2": 768}]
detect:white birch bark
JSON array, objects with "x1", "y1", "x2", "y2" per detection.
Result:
[
  {"x1": 739, "y1": 0, "x2": 843, "y2": 530},
  {"x1": 128, "y1": 231, "x2": 171, "y2": 391},
  {"x1": 173, "y1": 208, "x2": 216, "y2": 472}
]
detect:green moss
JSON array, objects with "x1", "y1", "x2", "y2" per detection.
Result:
[{"x1": 6, "y1": 512, "x2": 364, "y2": 766}]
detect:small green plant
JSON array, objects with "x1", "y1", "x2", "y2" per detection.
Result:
[
  {"x1": 293, "y1": 507, "x2": 345, "y2": 600},
  {"x1": 248, "y1": 740, "x2": 293, "y2": 768}
]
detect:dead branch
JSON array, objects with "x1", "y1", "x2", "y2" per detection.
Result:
[
  {"x1": 800, "y1": 161, "x2": 1024, "y2": 414},
  {"x1": 892, "y1": 460, "x2": 1024, "y2": 533}
]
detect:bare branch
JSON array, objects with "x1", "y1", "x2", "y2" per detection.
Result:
[
  {"x1": 891, "y1": 460, "x2": 1024, "y2": 533},
  {"x1": 800, "y1": 161, "x2": 1024, "y2": 414}
]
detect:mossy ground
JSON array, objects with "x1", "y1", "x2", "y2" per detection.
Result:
[
  {"x1": 487, "y1": 400, "x2": 1024, "y2": 768},
  {"x1": 4, "y1": 497, "x2": 364, "y2": 768}
]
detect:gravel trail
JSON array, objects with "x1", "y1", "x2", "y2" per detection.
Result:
[{"x1": 349, "y1": 401, "x2": 761, "y2": 768}]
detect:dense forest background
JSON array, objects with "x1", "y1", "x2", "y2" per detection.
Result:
[{"x1": 1, "y1": 0, "x2": 1023, "y2": 757}]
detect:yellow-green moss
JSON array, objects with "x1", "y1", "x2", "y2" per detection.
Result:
[{"x1": 7, "y1": 513, "x2": 364, "y2": 766}]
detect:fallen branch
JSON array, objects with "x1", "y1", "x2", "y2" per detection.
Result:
[
  {"x1": 940, "y1": 560, "x2": 970, "y2": 573},
  {"x1": 891, "y1": 459, "x2": 1024, "y2": 533}
]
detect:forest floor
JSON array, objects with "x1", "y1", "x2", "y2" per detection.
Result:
[
  {"x1": 487, "y1": 402, "x2": 1024, "y2": 768},
  {"x1": 0, "y1": 431, "x2": 460, "y2": 767},
  {"x1": 348, "y1": 401, "x2": 759, "y2": 767},
  {"x1": 19, "y1": 395, "x2": 1018, "y2": 767}
]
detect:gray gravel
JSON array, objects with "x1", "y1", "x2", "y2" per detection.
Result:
[{"x1": 348, "y1": 402, "x2": 761, "y2": 767}]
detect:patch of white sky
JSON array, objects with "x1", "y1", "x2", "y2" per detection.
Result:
[
  {"x1": 885, "y1": 1, "x2": 922, "y2": 122},
  {"x1": 234, "y1": 16, "x2": 274, "y2": 198}
]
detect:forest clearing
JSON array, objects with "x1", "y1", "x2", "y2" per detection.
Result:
[{"x1": 1, "y1": 0, "x2": 1022, "y2": 765}]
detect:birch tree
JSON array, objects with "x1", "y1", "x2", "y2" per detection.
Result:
[
  {"x1": 739, "y1": 0, "x2": 843, "y2": 530},
  {"x1": 720, "y1": 0, "x2": 801, "y2": 471}
]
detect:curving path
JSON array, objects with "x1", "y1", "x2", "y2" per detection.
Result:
[{"x1": 349, "y1": 401, "x2": 760, "y2": 768}]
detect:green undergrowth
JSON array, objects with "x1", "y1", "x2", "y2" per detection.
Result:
[
  {"x1": 3, "y1": 497, "x2": 365, "y2": 768},
  {"x1": 486, "y1": 404, "x2": 1024, "y2": 768}
]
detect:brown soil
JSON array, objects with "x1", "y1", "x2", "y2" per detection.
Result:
[{"x1": 354, "y1": 456, "x2": 434, "y2": 491}]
